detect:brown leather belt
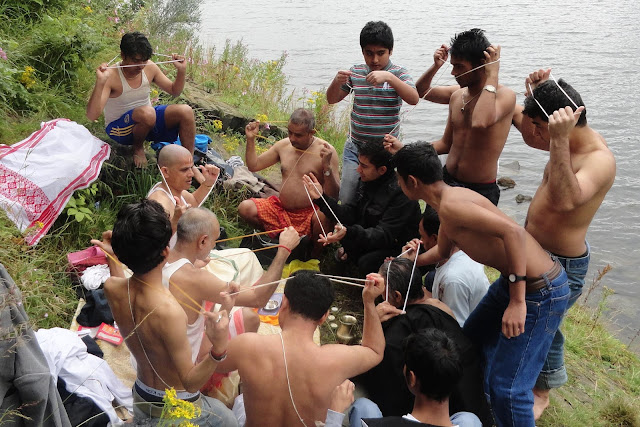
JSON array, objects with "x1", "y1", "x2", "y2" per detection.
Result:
[{"x1": 525, "y1": 259, "x2": 562, "y2": 294}]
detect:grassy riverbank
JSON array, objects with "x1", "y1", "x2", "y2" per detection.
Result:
[{"x1": 0, "y1": 1, "x2": 638, "y2": 425}]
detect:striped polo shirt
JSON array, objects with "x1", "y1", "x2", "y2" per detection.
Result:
[{"x1": 340, "y1": 61, "x2": 415, "y2": 147}]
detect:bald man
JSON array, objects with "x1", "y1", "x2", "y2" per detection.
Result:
[
  {"x1": 149, "y1": 144, "x2": 220, "y2": 247},
  {"x1": 165, "y1": 208, "x2": 300, "y2": 363}
]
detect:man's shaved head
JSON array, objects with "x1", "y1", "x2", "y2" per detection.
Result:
[
  {"x1": 158, "y1": 144, "x2": 192, "y2": 168},
  {"x1": 177, "y1": 207, "x2": 220, "y2": 243}
]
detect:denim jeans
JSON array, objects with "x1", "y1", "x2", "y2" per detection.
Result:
[
  {"x1": 349, "y1": 398, "x2": 482, "y2": 427},
  {"x1": 339, "y1": 138, "x2": 360, "y2": 205},
  {"x1": 535, "y1": 242, "x2": 590, "y2": 389},
  {"x1": 463, "y1": 263, "x2": 569, "y2": 427},
  {"x1": 133, "y1": 392, "x2": 238, "y2": 426}
]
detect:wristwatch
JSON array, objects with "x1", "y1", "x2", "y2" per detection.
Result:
[
  {"x1": 508, "y1": 274, "x2": 527, "y2": 283},
  {"x1": 323, "y1": 168, "x2": 332, "y2": 177},
  {"x1": 483, "y1": 84, "x2": 497, "y2": 94}
]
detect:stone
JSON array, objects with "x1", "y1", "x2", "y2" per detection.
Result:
[
  {"x1": 515, "y1": 194, "x2": 532, "y2": 204},
  {"x1": 497, "y1": 177, "x2": 516, "y2": 189}
]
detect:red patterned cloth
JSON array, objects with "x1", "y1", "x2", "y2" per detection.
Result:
[
  {"x1": 252, "y1": 195, "x2": 316, "y2": 237},
  {"x1": 0, "y1": 119, "x2": 110, "y2": 245}
]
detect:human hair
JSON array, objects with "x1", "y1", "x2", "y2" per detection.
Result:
[
  {"x1": 289, "y1": 108, "x2": 315, "y2": 133},
  {"x1": 379, "y1": 257, "x2": 424, "y2": 302},
  {"x1": 358, "y1": 139, "x2": 392, "y2": 169},
  {"x1": 421, "y1": 205, "x2": 440, "y2": 236},
  {"x1": 284, "y1": 270, "x2": 335, "y2": 321},
  {"x1": 523, "y1": 79, "x2": 587, "y2": 127},
  {"x1": 360, "y1": 21, "x2": 394, "y2": 50},
  {"x1": 120, "y1": 32, "x2": 153, "y2": 61},
  {"x1": 177, "y1": 207, "x2": 218, "y2": 243},
  {"x1": 449, "y1": 28, "x2": 490, "y2": 67},
  {"x1": 403, "y1": 328, "x2": 463, "y2": 402},
  {"x1": 392, "y1": 142, "x2": 443, "y2": 184},
  {"x1": 111, "y1": 199, "x2": 171, "y2": 275}
]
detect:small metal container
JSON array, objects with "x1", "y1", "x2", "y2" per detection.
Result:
[{"x1": 336, "y1": 315, "x2": 357, "y2": 344}]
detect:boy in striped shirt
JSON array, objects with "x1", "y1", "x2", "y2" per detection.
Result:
[{"x1": 327, "y1": 21, "x2": 419, "y2": 205}]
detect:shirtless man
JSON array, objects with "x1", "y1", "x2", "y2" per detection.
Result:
[
  {"x1": 392, "y1": 143, "x2": 569, "y2": 427},
  {"x1": 148, "y1": 144, "x2": 220, "y2": 246},
  {"x1": 94, "y1": 199, "x2": 237, "y2": 425},
  {"x1": 238, "y1": 108, "x2": 339, "y2": 238},
  {"x1": 385, "y1": 29, "x2": 516, "y2": 206},
  {"x1": 166, "y1": 207, "x2": 301, "y2": 363},
  {"x1": 86, "y1": 31, "x2": 196, "y2": 167},
  {"x1": 513, "y1": 69, "x2": 616, "y2": 419},
  {"x1": 216, "y1": 270, "x2": 386, "y2": 426}
]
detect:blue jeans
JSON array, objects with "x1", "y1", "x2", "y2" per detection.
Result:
[
  {"x1": 535, "y1": 242, "x2": 590, "y2": 389},
  {"x1": 349, "y1": 398, "x2": 482, "y2": 427},
  {"x1": 463, "y1": 262, "x2": 569, "y2": 427},
  {"x1": 339, "y1": 138, "x2": 360, "y2": 205},
  {"x1": 133, "y1": 393, "x2": 238, "y2": 426}
]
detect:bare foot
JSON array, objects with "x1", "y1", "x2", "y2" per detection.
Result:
[
  {"x1": 133, "y1": 149, "x2": 148, "y2": 168},
  {"x1": 533, "y1": 387, "x2": 550, "y2": 420}
]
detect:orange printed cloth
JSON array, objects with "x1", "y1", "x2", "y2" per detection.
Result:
[{"x1": 252, "y1": 195, "x2": 316, "y2": 237}]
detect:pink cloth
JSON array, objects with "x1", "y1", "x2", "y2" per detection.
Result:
[{"x1": 0, "y1": 119, "x2": 110, "y2": 245}]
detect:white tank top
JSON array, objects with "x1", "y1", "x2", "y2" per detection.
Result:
[
  {"x1": 162, "y1": 258, "x2": 205, "y2": 363},
  {"x1": 147, "y1": 182, "x2": 188, "y2": 249},
  {"x1": 103, "y1": 64, "x2": 152, "y2": 125}
]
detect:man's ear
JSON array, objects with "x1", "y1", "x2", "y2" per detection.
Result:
[
  {"x1": 408, "y1": 175, "x2": 419, "y2": 189},
  {"x1": 318, "y1": 310, "x2": 330, "y2": 325},
  {"x1": 389, "y1": 49, "x2": 393, "y2": 56},
  {"x1": 378, "y1": 165, "x2": 387, "y2": 175},
  {"x1": 199, "y1": 234, "x2": 209, "y2": 248},
  {"x1": 393, "y1": 290, "x2": 404, "y2": 305}
]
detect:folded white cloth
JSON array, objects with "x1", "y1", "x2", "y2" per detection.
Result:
[{"x1": 80, "y1": 264, "x2": 111, "y2": 290}]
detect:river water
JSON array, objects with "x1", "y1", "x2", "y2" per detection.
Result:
[{"x1": 201, "y1": 0, "x2": 640, "y2": 347}]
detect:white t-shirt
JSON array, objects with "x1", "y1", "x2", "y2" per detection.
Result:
[{"x1": 433, "y1": 251, "x2": 490, "y2": 327}]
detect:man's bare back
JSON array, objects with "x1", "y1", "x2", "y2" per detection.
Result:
[
  {"x1": 217, "y1": 271, "x2": 385, "y2": 426},
  {"x1": 105, "y1": 276, "x2": 193, "y2": 390},
  {"x1": 438, "y1": 186, "x2": 553, "y2": 277}
]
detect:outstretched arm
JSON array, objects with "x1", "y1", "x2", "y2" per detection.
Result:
[{"x1": 234, "y1": 227, "x2": 301, "y2": 307}]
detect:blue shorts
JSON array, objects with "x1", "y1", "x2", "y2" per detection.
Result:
[{"x1": 105, "y1": 104, "x2": 179, "y2": 145}]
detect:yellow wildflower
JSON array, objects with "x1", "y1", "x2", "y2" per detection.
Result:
[
  {"x1": 35, "y1": 221, "x2": 44, "y2": 229},
  {"x1": 255, "y1": 114, "x2": 268, "y2": 122},
  {"x1": 212, "y1": 120, "x2": 223, "y2": 130},
  {"x1": 150, "y1": 89, "x2": 159, "y2": 98},
  {"x1": 84, "y1": 6, "x2": 93, "y2": 13},
  {"x1": 19, "y1": 66, "x2": 36, "y2": 89}
]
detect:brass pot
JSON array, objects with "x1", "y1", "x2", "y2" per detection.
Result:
[{"x1": 336, "y1": 315, "x2": 357, "y2": 344}]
